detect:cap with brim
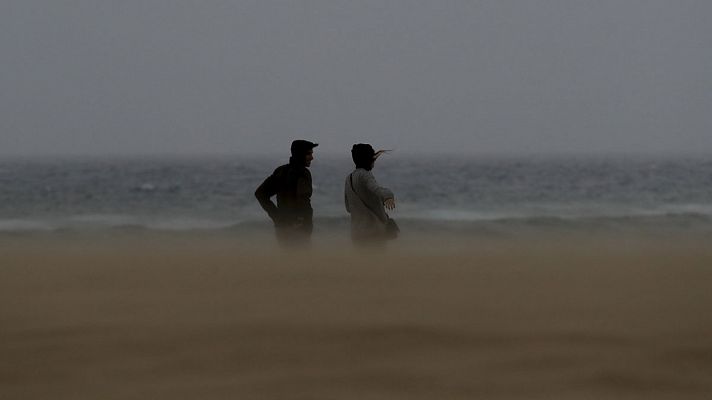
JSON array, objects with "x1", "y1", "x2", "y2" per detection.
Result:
[{"x1": 291, "y1": 140, "x2": 318, "y2": 156}]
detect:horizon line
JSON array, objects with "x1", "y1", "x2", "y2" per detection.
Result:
[{"x1": 1, "y1": 150, "x2": 712, "y2": 161}]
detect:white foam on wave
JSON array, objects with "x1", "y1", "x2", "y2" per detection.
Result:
[
  {"x1": 658, "y1": 203, "x2": 712, "y2": 216},
  {"x1": 67, "y1": 214, "x2": 140, "y2": 226},
  {"x1": 0, "y1": 214, "x2": 241, "y2": 232},
  {"x1": 408, "y1": 209, "x2": 514, "y2": 221},
  {"x1": 403, "y1": 203, "x2": 712, "y2": 223},
  {"x1": 0, "y1": 219, "x2": 56, "y2": 232},
  {"x1": 145, "y1": 218, "x2": 237, "y2": 231},
  {"x1": 3, "y1": 203, "x2": 712, "y2": 233},
  {"x1": 66, "y1": 214, "x2": 241, "y2": 230}
]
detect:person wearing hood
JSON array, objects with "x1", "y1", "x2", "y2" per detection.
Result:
[
  {"x1": 344, "y1": 143, "x2": 397, "y2": 245},
  {"x1": 255, "y1": 139, "x2": 318, "y2": 245}
]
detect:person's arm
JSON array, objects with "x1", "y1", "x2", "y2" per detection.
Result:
[
  {"x1": 255, "y1": 173, "x2": 281, "y2": 225},
  {"x1": 363, "y1": 172, "x2": 395, "y2": 208},
  {"x1": 344, "y1": 181, "x2": 351, "y2": 213}
]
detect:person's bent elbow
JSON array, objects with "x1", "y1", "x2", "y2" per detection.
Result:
[{"x1": 255, "y1": 185, "x2": 270, "y2": 203}]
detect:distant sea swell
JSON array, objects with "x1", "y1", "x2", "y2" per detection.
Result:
[{"x1": 1, "y1": 155, "x2": 711, "y2": 234}]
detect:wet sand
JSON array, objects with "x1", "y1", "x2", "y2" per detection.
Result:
[{"x1": 2, "y1": 231, "x2": 712, "y2": 399}]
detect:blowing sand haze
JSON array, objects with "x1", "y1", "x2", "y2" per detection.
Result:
[{"x1": 2, "y1": 230, "x2": 712, "y2": 399}]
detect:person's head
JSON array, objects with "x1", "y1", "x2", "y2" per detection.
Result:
[
  {"x1": 351, "y1": 143, "x2": 376, "y2": 171},
  {"x1": 290, "y1": 140, "x2": 318, "y2": 167}
]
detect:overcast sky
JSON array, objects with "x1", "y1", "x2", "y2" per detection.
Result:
[{"x1": 1, "y1": 1, "x2": 710, "y2": 156}]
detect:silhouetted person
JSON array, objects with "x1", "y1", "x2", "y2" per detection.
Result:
[
  {"x1": 255, "y1": 140, "x2": 318, "y2": 246},
  {"x1": 344, "y1": 143, "x2": 397, "y2": 245}
]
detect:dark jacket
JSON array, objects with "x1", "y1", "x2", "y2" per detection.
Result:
[{"x1": 255, "y1": 159, "x2": 313, "y2": 232}]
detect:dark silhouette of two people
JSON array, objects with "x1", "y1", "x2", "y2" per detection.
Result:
[{"x1": 255, "y1": 140, "x2": 396, "y2": 246}]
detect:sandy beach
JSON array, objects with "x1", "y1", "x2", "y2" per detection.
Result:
[{"x1": 2, "y1": 230, "x2": 712, "y2": 399}]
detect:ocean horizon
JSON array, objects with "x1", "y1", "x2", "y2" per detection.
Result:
[{"x1": 1, "y1": 154, "x2": 711, "y2": 234}]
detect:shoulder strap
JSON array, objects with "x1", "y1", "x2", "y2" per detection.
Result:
[{"x1": 349, "y1": 173, "x2": 387, "y2": 223}]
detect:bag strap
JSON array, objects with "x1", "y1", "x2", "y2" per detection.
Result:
[{"x1": 349, "y1": 173, "x2": 388, "y2": 224}]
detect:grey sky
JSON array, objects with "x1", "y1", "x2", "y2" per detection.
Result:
[{"x1": 1, "y1": 1, "x2": 711, "y2": 156}]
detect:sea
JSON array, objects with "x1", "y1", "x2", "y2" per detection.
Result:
[{"x1": 1, "y1": 154, "x2": 712, "y2": 235}]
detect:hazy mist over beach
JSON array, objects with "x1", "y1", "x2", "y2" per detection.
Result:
[{"x1": 2, "y1": 0, "x2": 711, "y2": 156}]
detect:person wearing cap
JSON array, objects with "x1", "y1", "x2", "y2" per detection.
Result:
[
  {"x1": 255, "y1": 140, "x2": 318, "y2": 245},
  {"x1": 344, "y1": 144, "x2": 397, "y2": 245}
]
